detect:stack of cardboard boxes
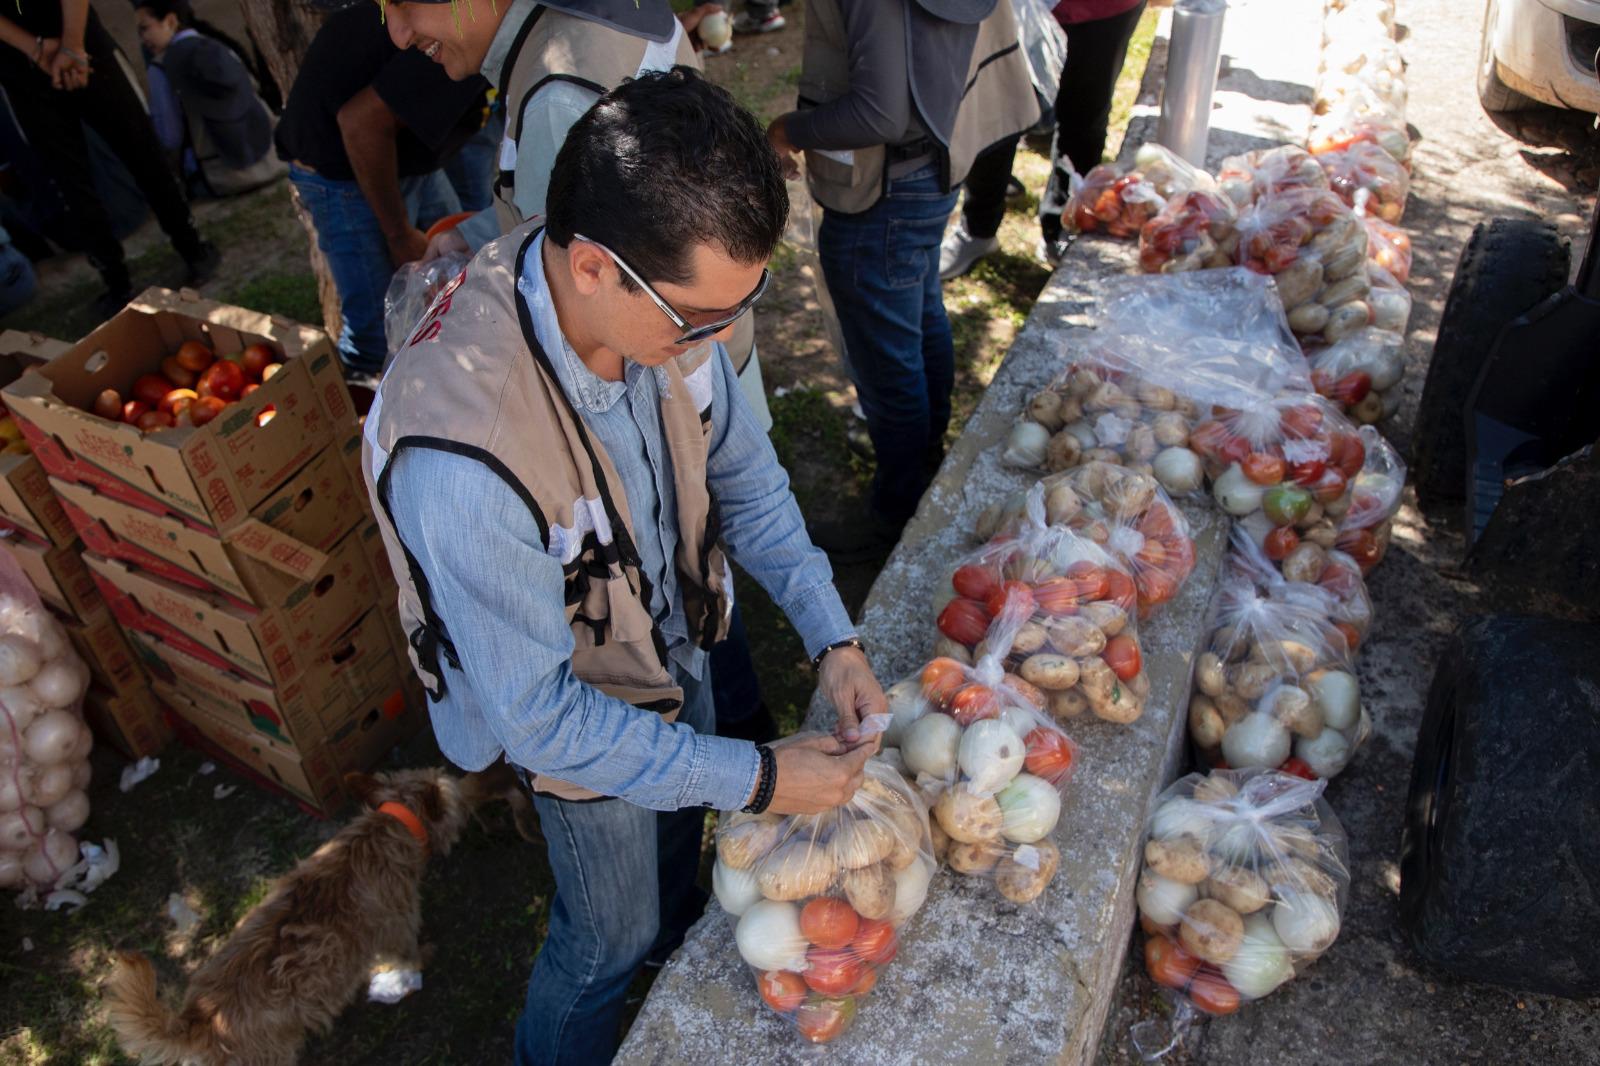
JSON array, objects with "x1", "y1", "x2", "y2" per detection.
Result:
[
  {"x1": 0, "y1": 330, "x2": 169, "y2": 759},
  {"x1": 0, "y1": 291, "x2": 420, "y2": 814}
]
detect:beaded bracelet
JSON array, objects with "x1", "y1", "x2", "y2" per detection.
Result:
[
  {"x1": 811, "y1": 636, "x2": 865, "y2": 671},
  {"x1": 742, "y1": 744, "x2": 776, "y2": 814}
]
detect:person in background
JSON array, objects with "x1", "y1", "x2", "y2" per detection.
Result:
[
  {"x1": 364, "y1": 68, "x2": 884, "y2": 1066},
  {"x1": 940, "y1": 0, "x2": 1148, "y2": 276},
  {"x1": 134, "y1": 0, "x2": 283, "y2": 198},
  {"x1": 735, "y1": 1, "x2": 786, "y2": 35},
  {"x1": 0, "y1": 0, "x2": 217, "y2": 317},
  {"x1": 389, "y1": 0, "x2": 781, "y2": 743},
  {"x1": 767, "y1": 0, "x2": 1038, "y2": 561},
  {"x1": 274, "y1": 2, "x2": 487, "y2": 378},
  {"x1": 0, "y1": 224, "x2": 38, "y2": 316}
]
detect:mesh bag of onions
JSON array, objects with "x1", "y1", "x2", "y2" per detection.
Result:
[
  {"x1": 715, "y1": 757, "x2": 934, "y2": 1045},
  {"x1": 1132, "y1": 768, "x2": 1348, "y2": 1054},
  {"x1": 0, "y1": 548, "x2": 95, "y2": 893}
]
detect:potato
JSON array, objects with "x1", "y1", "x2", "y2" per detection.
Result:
[
  {"x1": 1152, "y1": 411, "x2": 1190, "y2": 447},
  {"x1": 1267, "y1": 685, "x2": 1324, "y2": 739},
  {"x1": 1045, "y1": 431, "x2": 1084, "y2": 472},
  {"x1": 830, "y1": 816, "x2": 896, "y2": 870},
  {"x1": 996, "y1": 840, "x2": 1060, "y2": 904},
  {"x1": 947, "y1": 838, "x2": 1004, "y2": 874},
  {"x1": 934, "y1": 786, "x2": 1003, "y2": 844},
  {"x1": 1275, "y1": 258, "x2": 1324, "y2": 309},
  {"x1": 1213, "y1": 691, "x2": 1252, "y2": 725},
  {"x1": 1079, "y1": 601, "x2": 1128, "y2": 636},
  {"x1": 1281, "y1": 542, "x2": 1329, "y2": 584},
  {"x1": 757, "y1": 840, "x2": 836, "y2": 901},
  {"x1": 718, "y1": 813, "x2": 783, "y2": 870},
  {"x1": 1189, "y1": 694, "x2": 1226, "y2": 749},
  {"x1": 1287, "y1": 301, "x2": 1330, "y2": 335},
  {"x1": 1145, "y1": 836, "x2": 1210, "y2": 884},
  {"x1": 1324, "y1": 302, "x2": 1371, "y2": 344},
  {"x1": 1090, "y1": 683, "x2": 1143, "y2": 724},
  {"x1": 1180, "y1": 898, "x2": 1245, "y2": 965},
  {"x1": 1082, "y1": 447, "x2": 1123, "y2": 465},
  {"x1": 1028, "y1": 390, "x2": 1066, "y2": 431},
  {"x1": 1228, "y1": 661, "x2": 1282, "y2": 700},
  {"x1": 1136, "y1": 382, "x2": 1178, "y2": 410},
  {"x1": 1044, "y1": 481, "x2": 1083, "y2": 526},
  {"x1": 1124, "y1": 424, "x2": 1159, "y2": 465},
  {"x1": 1012, "y1": 621, "x2": 1048, "y2": 655},
  {"x1": 1077, "y1": 656, "x2": 1119, "y2": 701},
  {"x1": 1206, "y1": 865, "x2": 1271, "y2": 914},
  {"x1": 1086, "y1": 381, "x2": 1131, "y2": 413},
  {"x1": 1303, "y1": 520, "x2": 1338, "y2": 549},
  {"x1": 974, "y1": 503, "x2": 1006, "y2": 542},
  {"x1": 1128, "y1": 670, "x2": 1152, "y2": 700},
  {"x1": 843, "y1": 862, "x2": 897, "y2": 920},
  {"x1": 1044, "y1": 617, "x2": 1106, "y2": 658},
  {"x1": 1195, "y1": 652, "x2": 1228, "y2": 697},
  {"x1": 1104, "y1": 472, "x2": 1156, "y2": 519},
  {"x1": 1048, "y1": 689, "x2": 1088, "y2": 721},
  {"x1": 1020, "y1": 653, "x2": 1080, "y2": 691},
  {"x1": 1191, "y1": 776, "x2": 1239, "y2": 805},
  {"x1": 1252, "y1": 639, "x2": 1317, "y2": 674}
]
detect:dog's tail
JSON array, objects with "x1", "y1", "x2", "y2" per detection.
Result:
[{"x1": 104, "y1": 952, "x2": 216, "y2": 1066}]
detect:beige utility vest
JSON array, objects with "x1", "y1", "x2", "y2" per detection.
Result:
[
  {"x1": 798, "y1": 0, "x2": 1040, "y2": 214},
  {"x1": 362, "y1": 224, "x2": 732, "y2": 801}
]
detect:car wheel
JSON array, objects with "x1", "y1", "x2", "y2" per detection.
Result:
[
  {"x1": 1412, "y1": 218, "x2": 1569, "y2": 515},
  {"x1": 1476, "y1": 0, "x2": 1540, "y2": 112},
  {"x1": 1399, "y1": 614, "x2": 1600, "y2": 998}
]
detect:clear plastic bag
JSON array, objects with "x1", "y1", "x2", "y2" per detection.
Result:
[
  {"x1": 717, "y1": 757, "x2": 935, "y2": 1044},
  {"x1": 1363, "y1": 214, "x2": 1412, "y2": 282},
  {"x1": 1132, "y1": 768, "x2": 1348, "y2": 1051},
  {"x1": 1317, "y1": 142, "x2": 1409, "y2": 222},
  {"x1": 1016, "y1": 0, "x2": 1068, "y2": 115},
  {"x1": 1316, "y1": 68, "x2": 1407, "y2": 123},
  {"x1": 1217, "y1": 146, "x2": 1330, "y2": 210},
  {"x1": 1333, "y1": 425, "x2": 1405, "y2": 574},
  {"x1": 1230, "y1": 511, "x2": 1375, "y2": 648},
  {"x1": 1234, "y1": 189, "x2": 1372, "y2": 342},
  {"x1": 1189, "y1": 555, "x2": 1367, "y2": 779},
  {"x1": 1364, "y1": 262, "x2": 1412, "y2": 332},
  {"x1": 1065, "y1": 165, "x2": 1167, "y2": 238},
  {"x1": 1138, "y1": 189, "x2": 1239, "y2": 274},
  {"x1": 383, "y1": 253, "x2": 470, "y2": 367},
  {"x1": 1306, "y1": 326, "x2": 1404, "y2": 424},
  {"x1": 0, "y1": 546, "x2": 95, "y2": 894}
]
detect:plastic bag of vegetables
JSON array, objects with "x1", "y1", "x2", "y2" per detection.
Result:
[
  {"x1": 1229, "y1": 522, "x2": 1375, "y2": 650},
  {"x1": 973, "y1": 466, "x2": 1196, "y2": 616},
  {"x1": 1137, "y1": 189, "x2": 1239, "y2": 274},
  {"x1": 1132, "y1": 768, "x2": 1349, "y2": 1052},
  {"x1": 1332, "y1": 426, "x2": 1405, "y2": 574},
  {"x1": 0, "y1": 547, "x2": 95, "y2": 895},
  {"x1": 1306, "y1": 327, "x2": 1405, "y2": 424},
  {"x1": 716, "y1": 757, "x2": 935, "y2": 1044},
  {"x1": 1307, "y1": 102, "x2": 1411, "y2": 166},
  {"x1": 1064, "y1": 143, "x2": 1211, "y2": 238},
  {"x1": 1216, "y1": 145, "x2": 1330, "y2": 210},
  {"x1": 1233, "y1": 188, "x2": 1372, "y2": 343},
  {"x1": 1316, "y1": 142, "x2": 1409, "y2": 222},
  {"x1": 1363, "y1": 215, "x2": 1412, "y2": 282},
  {"x1": 1188, "y1": 549, "x2": 1368, "y2": 779}
]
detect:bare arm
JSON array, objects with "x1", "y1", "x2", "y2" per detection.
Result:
[{"x1": 337, "y1": 86, "x2": 428, "y2": 266}]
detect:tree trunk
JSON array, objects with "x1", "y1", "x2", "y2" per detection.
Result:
[{"x1": 238, "y1": 0, "x2": 342, "y2": 342}]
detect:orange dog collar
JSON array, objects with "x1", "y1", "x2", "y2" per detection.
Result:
[{"x1": 376, "y1": 801, "x2": 428, "y2": 849}]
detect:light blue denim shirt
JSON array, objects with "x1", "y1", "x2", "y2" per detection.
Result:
[{"x1": 383, "y1": 234, "x2": 856, "y2": 812}]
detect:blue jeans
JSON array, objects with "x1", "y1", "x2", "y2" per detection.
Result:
[
  {"x1": 711, "y1": 603, "x2": 764, "y2": 730},
  {"x1": 816, "y1": 163, "x2": 959, "y2": 524},
  {"x1": 443, "y1": 105, "x2": 503, "y2": 214},
  {"x1": 0, "y1": 240, "x2": 38, "y2": 315},
  {"x1": 288, "y1": 164, "x2": 460, "y2": 373},
  {"x1": 513, "y1": 668, "x2": 715, "y2": 1066}
]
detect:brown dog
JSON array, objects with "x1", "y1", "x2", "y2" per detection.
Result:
[{"x1": 104, "y1": 768, "x2": 480, "y2": 1066}]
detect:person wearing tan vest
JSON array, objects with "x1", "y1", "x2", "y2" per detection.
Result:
[
  {"x1": 767, "y1": 0, "x2": 1038, "y2": 561},
  {"x1": 362, "y1": 70, "x2": 885, "y2": 1065}
]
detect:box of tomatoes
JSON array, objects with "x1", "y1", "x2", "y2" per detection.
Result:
[{"x1": 0, "y1": 288, "x2": 354, "y2": 534}]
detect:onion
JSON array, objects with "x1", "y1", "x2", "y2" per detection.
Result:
[
  {"x1": 890, "y1": 855, "x2": 934, "y2": 924},
  {"x1": 881, "y1": 679, "x2": 927, "y2": 749},
  {"x1": 24, "y1": 763, "x2": 72, "y2": 808},
  {"x1": 0, "y1": 773, "x2": 19, "y2": 812},
  {"x1": 23, "y1": 710, "x2": 79, "y2": 765},
  {"x1": 1272, "y1": 886, "x2": 1341, "y2": 955},
  {"x1": 902, "y1": 713, "x2": 962, "y2": 781},
  {"x1": 1062, "y1": 421, "x2": 1098, "y2": 449},
  {"x1": 1213, "y1": 463, "x2": 1266, "y2": 516},
  {"x1": 713, "y1": 857, "x2": 763, "y2": 917},
  {"x1": 997, "y1": 773, "x2": 1062, "y2": 843},
  {"x1": 1294, "y1": 727, "x2": 1352, "y2": 778},
  {"x1": 22, "y1": 828, "x2": 77, "y2": 886},
  {"x1": 72, "y1": 761, "x2": 92, "y2": 790},
  {"x1": 1153, "y1": 447, "x2": 1204, "y2": 495},
  {"x1": 69, "y1": 719, "x2": 92, "y2": 761},
  {"x1": 0, "y1": 805, "x2": 44, "y2": 851},
  {"x1": 1150, "y1": 798, "x2": 1216, "y2": 842},
  {"x1": 1221, "y1": 712, "x2": 1292, "y2": 770},
  {"x1": 31, "y1": 615, "x2": 68, "y2": 661},
  {"x1": 1308, "y1": 670, "x2": 1360, "y2": 731},
  {"x1": 0, "y1": 685, "x2": 43, "y2": 732},
  {"x1": 30, "y1": 659, "x2": 87, "y2": 709},
  {"x1": 1002, "y1": 422, "x2": 1051, "y2": 468},
  {"x1": 957, "y1": 719, "x2": 1026, "y2": 794},
  {"x1": 734, "y1": 899, "x2": 809, "y2": 972},
  {"x1": 1137, "y1": 870, "x2": 1198, "y2": 926},
  {"x1": 0, "y1": 636, "x2": 40, "y2": 687},
  {"x1": 0, "y1": 850, "x2": 20, "y2": 888},
  {"x1": 1224, "y1": 913, "x2": 1296, "y2": 999},
  {"x1": 45, "y1": 790, "x2": 89, "y2": 834}
]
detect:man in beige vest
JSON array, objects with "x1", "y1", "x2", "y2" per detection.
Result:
[
  {"x1": 767, "y1": 0, "x2": 1038, "y2": 560},
  {"x1": 362, "y1": 70, "x2": 884, "y2": 1065}
]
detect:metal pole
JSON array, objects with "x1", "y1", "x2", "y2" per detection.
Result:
[{"x1": 1157, "y1": 0, "x2": 1228, "y2": 166}]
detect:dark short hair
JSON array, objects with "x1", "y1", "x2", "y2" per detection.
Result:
[
  {"x1": 545, "y1": 66, "x2": 787, "y2": 289},
  {"x1": 132, "y1": 0, "x2": 194, "y2": 24}
]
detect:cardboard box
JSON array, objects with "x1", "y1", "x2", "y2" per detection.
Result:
[
  {"x1": 0, "y1": 329, "x2": 71, "y2": 369},
  {"x1": 123, "y1": 605, "x2": 401, "y2": 750},
  {"x1": 62, "y1": 604, "x2": 147, "y2": 693},
  {"x1": 83, "y1": 681, "x2": 170, "y2": 760},
  {"x1": 0, "y1": 288, "x2": 354, "y2": 532},
  {"x1": 84, "y1": 524, "x2": 380, "y2": 687},
  {"x1": 6, "y1": 534, "x2": 102, "y2": 620},
  {"x1": 52, "y1": 442, "x2": 367, "y2": 607},
  {"x1": 0, "y1": 452, "x2": 75, "y2": 547}
]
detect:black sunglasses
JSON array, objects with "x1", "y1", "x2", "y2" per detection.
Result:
[{"x1": 575, "y1": 233, "x2": 769, "y2": 345}]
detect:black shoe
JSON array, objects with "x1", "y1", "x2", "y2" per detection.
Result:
[
  {"x1": 808, "y1": 511, "x2": 903, "y2": 564},
  {"x1": 183, "y1": 241, "x2": 221, "y2": 287},
  {"x1": 846, "y1": 424, "x2": 875, "y2": 462},
  {"x1": 93, "y1": 284, "x2": 134, "y2": 319},
  {"x1": 719, "y1": 702, "x2": 780, "y2": 745},
  {"x1": 1006, "y1": 174, "x2": 1026, "y2": 200}
]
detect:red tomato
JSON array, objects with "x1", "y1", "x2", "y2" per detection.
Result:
[
  {"x1": 1104, "y1": 570, "x2": 1138, "y2": 612},
  {"x1": 260, "y1": 362, "x2": 285, "y2": 382},
  {"x1": 847, "y1": 965, "x2": 879, "y2": 997},
  {"x1": 1218, "y1": 433, "x2": 1251, "y2": 466},
  {"x1": 240, "y1": 343, "x2": 276, "y2": 380},
  {"x1": 1145, "y1": 934, "x2": 1202, "y2": 990},
  {"x1": 949, "y1": 684, "x2": 1000, "y2": 726},
  {"x1": 920, "y1": 658, "x2": 967, "y2": 704},
  {"x1": 1263, "y1": 526, "x2": 1300, "y2": 561},
  {"x1": 757, "y1": 970, "x2": 807, "y2": 1013},
  {"x1": 1102, "y1": 634, "x2": 1142, "y2": 682},
  {"x1": 1064, "y1": 561, "x2": 1111, "y2": 601},
  {"x1": 1329, "y1": 431, "x2": 1366, "y2": 479},
  {"x1": 1032, "y1": 577, "x2": 1086, "y2": 616},
  {"x1": 1318, "y1": 561, "x2": 1362, "y2": 599},
  {"x1": 1024, "y1": 727, "x2": 1076, "y2": 785},
  {"x1": 1288, "y1": 458, "x2": 1327, "y2": 486},
  {"x1": 1336, "y1": 528, "x2": 1381, "y2": 572},
  {"x1": 1187, "y1": 420, "x2": 1232, "y2": 462},
  {"x1": 197, "y1": 360, "x2": 246, "y2": 401},
  {"x1": 1310, "y1": 468, "x2": 1349, "y2": 505},
  {"x1": 803, "y1": 946, "x2": 864, "y2": 996},
  {"x1": 800, "y1": 898, "x2": 860, "y2": 950},
  {"x1": 1137, "y1": 567, "x2": 1180, "y2": 610},
  {"x1": 174, "y1": 340, "x2": 215, "y2": 373},
  {"x1": 121, "y1": 400, "x2": 150, "y2": 425},
  {"x1": 188, "y1": 395, "x2": 227, "y2": 427},
  {"x1": 795, "y1": 996, "x2": 856, "y2": 1044},
  {"x1": 159, "y1": 388, "x2": 198, "y2": 416},
  {"x1": 985, "y1": 580, "x2": 1035, "y2": 618},
  {"x1": 936, "y1": 597, "x2": 991, "y2": 646},
  {"x1": 1334, "y1": 621, "x2": 1363, "y2": 653},
  {"x1": 1279, "y1": 404, "x2": 1324, "y2": 440},
  {"x1": 1241, "y1": 452, "x2": 1286, "y2": 485},
  {"x1": 951, "y1": 564, "x2": 1000, "y2": 602},
  {"x1": 1188, "y1": 970, "x2": 1242, "y2": 1015},
  {"x1": 135, "y1": 410, "x2": 174, "y2": 432},
  {"x1": 1327, "y1": 370, "x2": 1372, "y2": 407},
  {"x1": 1002, "y1": 673, "x2": 1047, "y2": 709},
  {"x1": 1280, "y1": 756, "x2": 1317, "y2": 780},
  {"x1": 92, "y1": 389, "x2": 123, "y2": 421},
  {"x1": 159, "y1": 356, "x2": 197, "y2": 389},
  {"x1": 849, "y1": 918, "x2": 897, "y2": 965},
  {"x1": 132, "y1": 374, "x2": 172, "y2": 408}
]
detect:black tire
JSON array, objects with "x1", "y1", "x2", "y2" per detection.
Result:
[
  {"x1": 1412, "y1": 219, "x2": 1569, "y2": 515},
  {"x1": 1476, "y1": 0, "x2": 1540, "y2": 113},
  {"x1": 1399, "y1": 614, "x2": 1600, "y2": 998}
]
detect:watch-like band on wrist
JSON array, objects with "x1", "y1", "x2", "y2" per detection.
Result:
[
  {"x1": 742, "y1": 744, "x2": 776, "y2": 814},
  {"x1": 811, "y1": 636, "x2": 864, "y2": 671}
]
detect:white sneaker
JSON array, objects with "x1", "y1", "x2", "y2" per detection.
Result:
[
  {"x1": 939, "y1": 224, "x2": 1000, "y2": 280},
  {"x1": 733, "y1": 11, "x2": 786, "y2": 33}
]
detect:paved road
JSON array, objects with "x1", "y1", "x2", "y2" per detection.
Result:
[{"x1": 1098, "y1": 1, "x2": 1600, "y2": 1064}]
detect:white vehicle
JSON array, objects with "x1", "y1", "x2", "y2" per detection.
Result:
[{"x1": 1478, "y1": 0, "x2": 1600, "y2": 112}]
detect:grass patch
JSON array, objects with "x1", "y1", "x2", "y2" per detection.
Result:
[{"x1": 218, "y1": 271, "x2": 321, "y2": 327}]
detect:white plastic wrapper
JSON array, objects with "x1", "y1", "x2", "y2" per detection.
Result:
[{"x1": 382, "y1": 253, "x2": 470, "y2": 368}]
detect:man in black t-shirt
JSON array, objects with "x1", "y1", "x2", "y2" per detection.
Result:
[
  {"x1": 274, "y1": 4, "x2": 487, "y2": 377},
  {"x1": 0, "y1": 0, "x2": 216, "y2": 316}
]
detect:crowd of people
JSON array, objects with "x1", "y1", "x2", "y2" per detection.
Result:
[{"x1": 1, "y1": 2, "x2": 1144, "y2": 1063}]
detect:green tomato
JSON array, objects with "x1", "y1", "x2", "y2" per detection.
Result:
[{"x1": 1262, "y1": 483, "x2": 1313, "y2": 526}]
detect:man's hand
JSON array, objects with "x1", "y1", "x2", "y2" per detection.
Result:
[
  {"x1": 818, "y1": 646, "x2": 887, "y2": 749},
  {"x1": 765, "y1": 115, "x2": 801, "y2": 181},
  {"x1": 388, "y1": 226, "x2": 430, "y2": 266},
  {"x1": 764, "y1": 733, "x2": 875, "y2": 815},
  {"x1": 47, "y1": 42, "x2": 90, "y2": 90},
  {"x1": 422, "y1": 226, "x2": 470, "y2": 263}
]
